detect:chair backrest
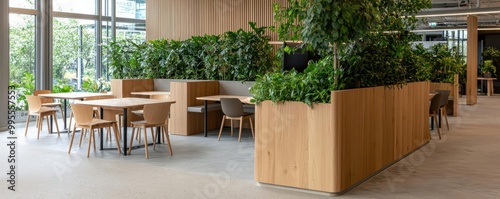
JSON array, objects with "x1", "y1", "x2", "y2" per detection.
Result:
[
  {"x1": 435, "y1": 90, "x2": 450, "y2": 108},
  {"x1": 71, "y1": 104, "x2": 95, "y2": 125},
  {"x1": 26, "y1": 95, "x2": 42, "y2": 113},
  {"x1": 220, "y1": 98, "x2": 244, "y2": 117},
  {"x1": 143, "y1": 103, "x2": 170, "y2": 124},
  {"x1": 429, "y1": 93, "x2": 442, "y2": 114},
  {"x1": 33, "y1": 90, "x2": 54, "y2": 103},
  {"x1": 150, "y1": 94, "x2": 170, "y2": 100}
]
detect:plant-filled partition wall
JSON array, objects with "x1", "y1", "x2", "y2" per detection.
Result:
[
  {"x1": 251, "y1": 0, "x2": 440, "y2": 194},
  {"x1": 105, "y1": 22, "x2": 274, "y2": 81}
]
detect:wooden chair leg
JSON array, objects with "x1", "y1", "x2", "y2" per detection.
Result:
[
  {"x1": 68, "y1": 126, "x2": 78, "y2": 154},
  {"x1": 24, "y1": 113, "x2": 31, "y2": 137},
  {"x1": 151, "y1": 127, "x2": 156, "y2": 150},
  {"x1": 69, "y1": 111, "x2": 73, "y2": 132},
  {"x1": 433, "y1": 112, "x2": 441, "y2": 139},
  {"x1": 92, "y1": 129, "x2": 96, "y2": 151},
  {"x1": 53, "y1": 113, "x2": 60, "y2": 137},
  {"x1": 230, "y1": 119, "x2": 234, "y2": 137},
  {"x1": 129, "y1": 127, "x2": 136, "y2": 154},
  {"x1": 443, "y1": 107, "x2": 449, "y2": 130},
  {"x1": 218, "y1": 116, "x2": 226, "y2": 141},
  {"x1": 112, "y1": 123, "x2": 122, "y2": 154},
  {"x1": 37, "y1": 116, "x2": 42, "y2": 140},
  {"x1": 79, "y1": 128, "x2": 86, "y2": 147},
  {"x1": 87, "y1": 129, "x2": 93, "y2": 158},
  {"x1": 249, "y1": 117, "x2": 255, "y2": 139},
  {"x1": 238, "y1": 117, "x2": 243, "y2": 142},
  {"x1": 163, "y1": 124, "x2": 173, "y2": 156},
  {"x1": 143, "y1": 126, "x2": 149, "y2": 159},
  {"x1": 45, "y1": 115, "x2": 51, "y2": 134}
]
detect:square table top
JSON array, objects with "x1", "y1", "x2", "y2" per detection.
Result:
[
  {"x1": 196, "y1": 95, "x2": 253, "y2": 104},
  {"x1": 38, "y1": 92, "x2": 113, "y2": 100},
  {"x1": 76, "y1": 97, "x2": 175, "y2": 109},
  {"x1": 130, "y1": 91, "x2": 171, "y2": 96}
]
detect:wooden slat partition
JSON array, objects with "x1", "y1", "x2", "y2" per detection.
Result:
[
  {"x1": 110, "y1": 79, "x2": 154, "y2": 98},
  {"x1": 430, "y1": 74, "x2": 460, "y2": 116},
  {"x1": 169, "y1": 81, "x2": 219, "y2": 135},
  {"x1": 255, "y1": 82, "x2": 430, "y2": 193},
  {"x1": 146, "y1": 0, "x2": 290, "y2": 40},
  {"x1": 467, "y1": 15, "x2": 478, "y2": 105}
]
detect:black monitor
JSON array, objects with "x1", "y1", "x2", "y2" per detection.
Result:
[{"x1": 282, "y1": 42, "x2": 315, "y2": 73}]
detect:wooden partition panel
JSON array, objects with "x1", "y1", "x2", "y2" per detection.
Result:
[
  {"x1": 146, "y1": 0, "x2": 290, "y2": 40},
  {"x1": 332, "y1": 82, "x2": 429, "y2": 192},
  {"x1": 169, "y1": 81, "x2": 219, "y2": 135},
  {"x1": 467, "y1": 15, "x2": 478, "y2": 105},
  {"x1": 255, "y1": 82, "x2": 430, "y2": 193},
  {"x1": 254, "y1": 101, "x2": 335, "y2": 192},
  {"x1": 110, "y1": 79, "x2": 154, "y2": 98}
]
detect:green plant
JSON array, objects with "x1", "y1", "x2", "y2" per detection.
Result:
[
  {"x1": 250, "y1": 56, "x2": 344, "y2": 106},
  {"x1": 53, "y1": 79, "x2": 75, "y2": 93},
  {"x1": 81, "y1": 77, "x2": 110, "y2": 93},
  {"x1": 104, "y1": 22, "x2": 273, "y2": 81},
  {"x1": 482, "y1": 46, "x2": 500, "y2": 63},
  {"x1": 482, "y1": 60, "x2": 496, "y2": 74}
]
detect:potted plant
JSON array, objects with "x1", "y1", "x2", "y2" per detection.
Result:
[{"x1": 482, "y1": 60, "x2": 496, "y2": 78}]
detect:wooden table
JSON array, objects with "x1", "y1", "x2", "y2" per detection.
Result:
[
  {"x1": 76, "y1": 98, "x2": 176, "y2": 155},
  {"x1": 477, "y1": 77, "x2": 497, "y2": 96},
  {"x1": 131, "y1": 91, "x2": 170, "y2": 97},
  {"x1": 196, "y1": 95, "x2": 253, "y2": 137},
  {"x1": 38, "y1": 92, "x2": 113, "y2": 131}
]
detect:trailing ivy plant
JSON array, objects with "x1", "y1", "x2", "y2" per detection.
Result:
[{"x1": 250, "y1": 56, "x2": 344, "y2": 107}]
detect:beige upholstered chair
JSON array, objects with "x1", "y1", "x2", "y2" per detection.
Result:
[
  {"x1": 129, "y1": 102, "x2": 172, "y2": 159},
  {"x1": 429, "y1": 93, "x2": 442, "y2": 140},
  {"x1": 68, "y1": 103, "x2": 121, "y2": 158},
  {"x1": 34, "y1": 90, "x2": 65, "y2": 120},
  {"x1": 218, "y1": 98, "x2": 254, "y2": 142},
  {"x1": 24, "y1": 95, "x2": 60, "y2": 139}
]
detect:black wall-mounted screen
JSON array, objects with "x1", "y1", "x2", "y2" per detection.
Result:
[{"x1": 282, "y1": 42, "x2": 316, "y2": 73}]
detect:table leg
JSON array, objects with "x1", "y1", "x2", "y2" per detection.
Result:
[
  {"x1": 63, "y1": 99, "x2": 67, "y2": 129},
  {"x1": 204, "y1": 100, "x2": 208, "y2": 137},
  {"x1": 50, "y1": 115, "x2": 53, "y2": 133},
  {"x1": 157, "y1": 126, "x2": 162, "y2": 144},
  {"x1": 100, "y1": 107, "x2": 104, "y2": 150},
  {"x1": 438, "y1": 109, "x2": 441, "y2": 128},
  {"x1": 123, "y1": 108, "x2": 128, "y2": 155}
]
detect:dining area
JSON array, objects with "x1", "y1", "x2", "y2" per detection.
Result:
[{"x1": 20, "y1": 79, "x2": 257, "y2": 160}]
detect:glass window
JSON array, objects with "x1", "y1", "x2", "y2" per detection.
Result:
[
  {"x1": 9, "y1": 14, "x2": 36, "y2": 84},
  {"x1": 9, "y1": 14, "x2": 36, "y2": 110},
  {"x1": 53, "y1": 0, "x2": 96, "y2": 15},
  {"x1": 53, "y1": 18, "x2": 96, "y2": 90},
  {"x1": 105, "y1": 0, "x2": 145, "y2": 19},
  {"x1": 116, "y1": 22, "x2": 146, "y2": 40},
  {"x1": 9, "y1": 0, "x2": 36, "y2": 9}
]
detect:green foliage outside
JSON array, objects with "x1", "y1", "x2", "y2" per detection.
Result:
[
  {"x1": 105, "y1": 22, "x2": 274, "y2": 81},
  {"x1": 81, "y1": 77, "x2": 111, "y2": 93}
]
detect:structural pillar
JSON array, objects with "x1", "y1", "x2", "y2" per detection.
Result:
[
  {"x1": 467, "y1": 15, "x2": 478, "y2": 105},
  {"x1": 0, "y1": 0, "x2": 9, "y2": 131}
]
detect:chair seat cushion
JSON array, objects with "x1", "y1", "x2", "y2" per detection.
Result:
[
  {"x1": 131, "y1": 110, "x2": 144, "y2": 116},
  {"x1": 36, "y1": 107, "x2": 58, "y2": 114}
]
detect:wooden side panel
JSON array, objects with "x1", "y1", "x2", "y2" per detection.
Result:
[
  {"x1": 255, "y1": 82, "x2": 430, "y2": 194},
  {"x1": 110, "y1": 79, "x2": 154, "y2": 98},
  {"x1": 331, "y1": 82, "x2": 430, "y2": 192},
  {"x1": 467, "y1": 15, "x2": 478, "y2": 105},
  {"x1": 169, "y1": 81, "x2": 219, "y2": 135},
  {"x1": 146, "y1": 0, "x2": 290, "y2": 41},
  {"x1": 254, "y1": 101, "x2": 334, "y2": 192}
]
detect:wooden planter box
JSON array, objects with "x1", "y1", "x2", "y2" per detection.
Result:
[
  {"x1": 108, "y1": 79, "x2": 154, "y2": 125},
  {"x1": 254, "y1": 81, "x2": 430, "y2": 194}
]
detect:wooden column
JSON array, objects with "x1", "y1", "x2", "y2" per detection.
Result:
[{"x1": 467, "y1": 15, "x2": 478, "y2": 105}]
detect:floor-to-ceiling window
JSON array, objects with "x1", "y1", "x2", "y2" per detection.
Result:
[{"x1": 9, "y1": 0, "x2": 146, "y2": 92}]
